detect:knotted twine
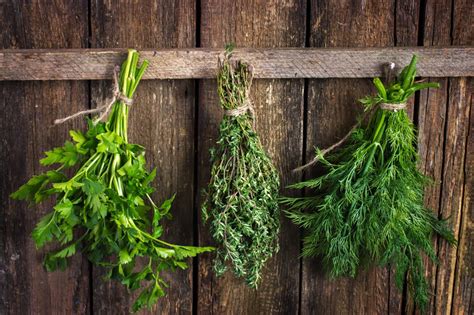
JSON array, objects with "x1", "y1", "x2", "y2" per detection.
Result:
[
  {"x1": 379, "y1": 102, "x2": 407, "y2": 112},
  {"x1": 223, "y1": 98, "x2": 256, "y2": 129},
  {"x1": 54, "y1": 65, "x2": 133, "y2": 125},
  {"x1": 293, "y1": 102, "x2": 407, "y2": 172},
  {"x1": 224, "y1": 100, "x2": 255, "y2": 117}
]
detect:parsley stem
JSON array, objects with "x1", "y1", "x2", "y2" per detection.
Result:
[
  {"x1": 11, "y1": 50, "x2": 213, "y2": 312},
  {"x1": 127, "y1": 219, "x2": 177, "y2": 248}
]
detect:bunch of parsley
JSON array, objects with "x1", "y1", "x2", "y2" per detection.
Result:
[
  {"x1": 281, "y1": 55, "x2": 455, "y2": 310},
  {"x1": 11, "y1": 49, "x2": 213, "y2": 312},
  {"x1": 202, "y1": 47, "x2": 280, "y2": 287}
]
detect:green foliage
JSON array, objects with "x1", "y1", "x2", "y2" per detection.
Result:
[
  {"x1": 11, "y1": 50, "x2": 213, "y2": 312},
  {"x1": 281, "y1": 55, "x2": 455, "y2": 311},
  {"x1": 202, "y1": 47, "x2": 280, "y2": 288}
]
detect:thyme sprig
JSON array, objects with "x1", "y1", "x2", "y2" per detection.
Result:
[
  {"x1": 202, "y1": 47, "x2": 281, "y2": 288},
  {"x1": 281, "y1": 55, "x2": 455, "y2": 310},
  {"x1": 11, "y1": 50, "x2": 213, "y2": 312}
]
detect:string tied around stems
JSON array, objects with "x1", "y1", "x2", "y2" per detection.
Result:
[
  {"x1": 224, "y1": 99, "x2": 256, "y2": 120},
  {"x1": 379, "y1": 102, "x2": 407, "y2": 112},
  {"x1": 54, "y1": 65, "x2": 133, "y2": 125},
  {"x1": 293, "y1": 101, "x2": 407, "y2": 173},
  {"x1": 221, "y1": 58, "x2": 256, "y2": 127},
  {"x1": 293, "y1": 61, "x2": 405, "y2": 173}
]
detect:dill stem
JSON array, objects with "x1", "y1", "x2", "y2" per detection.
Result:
[{"x1": 360, "y1": 110, "x2": 387, "y2": 176}]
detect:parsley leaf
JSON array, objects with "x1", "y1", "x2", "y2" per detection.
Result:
[{"x1": 11, "y1": 49, "x2": 214, "y2": 312}]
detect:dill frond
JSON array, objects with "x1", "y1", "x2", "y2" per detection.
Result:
[{"x1": 282, "y1": 55, "x2": 455, "y2": 311}]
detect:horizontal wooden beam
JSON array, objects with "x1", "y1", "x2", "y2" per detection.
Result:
[{"x1": 0, "y1": 47, "x2": 472, "y2": 80}]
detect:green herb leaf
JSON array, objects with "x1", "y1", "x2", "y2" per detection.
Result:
[
  {"x1": 32, "y1": 212, "x2": 58, "y2": 248},
  {"x1": 119, "y1": 249, "x2": 132, "y2": 264},
  {"x1": 11, "y1": 50, "x2": 214, "y2": 312},
  {"x1": 282, "y1": 54, "x2": 455, "y2": 311},
  {"x1": 202, "y1": 50, "x2": 280, "y2": 288},
  {"x1": 70, "y1": 130, "x2": 86, "y2": 145},
  {"x1": 11, "y1": 174, "x2": 49, "y2": 202}
]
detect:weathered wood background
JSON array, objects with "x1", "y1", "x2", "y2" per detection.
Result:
[{"x1": 0, "y1": 1, "x2": 472, "y2": 314}]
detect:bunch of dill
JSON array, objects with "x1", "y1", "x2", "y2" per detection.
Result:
[
  {"x1": 202, "y1": 47, "x2": 280, "y2": 288},
  {"x1": 281, "y1": 55, "x2": 455, "y2": 310}
]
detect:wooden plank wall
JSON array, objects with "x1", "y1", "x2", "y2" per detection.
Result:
[
  {"x1": 0, "y1": 2, "x2": 91, "y2": 314},
  {"x1": 306, "y1": 1, "x2": 397, "y2": 314},
  {"x1": 0, "y1": 1, "x2": 471, "y2": 314}
]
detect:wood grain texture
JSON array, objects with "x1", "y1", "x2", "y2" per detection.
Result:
[
  {"x1": 414, "y1": 0, "x2": 454, "y2": 313},
  {"x1": 433, "y1": 0, "x2": 473, "y2": 314},
  {"x1": 89, "y1": 1, "x2": 197, "y2": 314},
  {"x1": 0, "y1": 2, "x2": 472, "y2": 314},
  {"x1": 0, "y1": 47, "x2": 473, "y2": 80},
  {"x1": 451, "y1": 1, "x2": 474, "y2": 313},
  {"x1": 431, "y1": 75, "x2": 472, "y2": 315},
  {"x1": 197, "y1": 0, "x2": 305, "y2": 314},
  {"x1": 441, "y1": 76, "x2": 473, "y2": 315},
  {"x1": 0, "y1": 1, "x2": 90, "y2": 314},
  {"x1": 303, "y1": 0, "x2": 393, "y2": 314},
  {"x1": 451, "y1": 77, "x2": 473, "y2": 315},
  {"x1": 390, "y1": 1, "x2": 421, "y2": 313}
]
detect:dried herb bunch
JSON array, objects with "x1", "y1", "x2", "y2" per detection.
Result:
[
  {"x1": 202, "y1": 47, "x2": 281, "y2": 287},
  {"x1": 11, "y1": 50, "x2": 213, "y2": 312},
  {"x1": 281, "y1": 55, "x2": 455, "y2": 310}
]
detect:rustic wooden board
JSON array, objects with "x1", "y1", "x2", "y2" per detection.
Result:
[
  {"x1": 440, "y1": 75, "x2": 473, "y2": 315},
  {"x1": 89, "y1": 1, "x2": 197, "y2": 314},
  {"x1": 391, "y1": 1, "x2": 421, "y2": 313},
  {"x1": 0, "y1": 47, "x2": 473, "y2": 80},
  {"x1": 434, "y1": 0, "x2": 473, "y2": 314},
  {"x1": 451, "y1": 78, "x2": 473, "y2": 315},
  {"x1": 430, "y1": 76, "x2": 471, "y2": 315},
  {"x1": 196, "y1": 0, "x2": 305, "y2": 313},
  {"x1": 303, "y1": 1, "x2": 394, "y2": 313},
  {"x1": 0, "y1": 1, "x2": 472, "y2": 314},
  {"x1": 0, "y1": 1, "x2": 90, "y2": 314},
  {"x1": 414, "y1": 0, "x2": 453, "y2": 313},
  {"x1": 451, "y1": 2, "x2": 474, "y2": 314}
]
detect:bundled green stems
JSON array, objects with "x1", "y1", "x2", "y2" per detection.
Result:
[
  {"x1": 202, "y1": 47, "x2": 280, "y2": 287},
  {"x1": 12, "y1": 49, "x2": 213, "y2": 312},
  {"x1": 282, "y1": 55, "x2": 455, "y2": 310}
]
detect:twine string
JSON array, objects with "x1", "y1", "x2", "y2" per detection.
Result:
[
  {"x1": 54, "y1": 65, "x2": 133, "y2": 125},
  {"x1": 224, "y1": 99, "x2": 255, "y2": 117},
  {"x1": 379, "y1": 102, "x2": 406, "y2": 111},
  {"x1": 293, "y1": 102, "x2": 407, "y2": 172},
  {"x1": 222, "y1": 64, "x2": 256, "y2": 127}
]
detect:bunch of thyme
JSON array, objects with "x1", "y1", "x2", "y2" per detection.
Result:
[
  {"x1": 281, "y1": 55, "x2": 455, "y2": 310},
  {"x1": 12, "y1": 50, "x2": 213, "y2": 312},
  {"x1": 202, "y1": 47, "x2": 280, "y2": 287}
]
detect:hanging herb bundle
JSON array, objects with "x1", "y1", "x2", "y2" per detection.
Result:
[
  {"x1": 11, "y1": 49, "x2": 213, "y2": 312},
  {"x1": 281, "y1": 55, "x2": 455, "y2": 310},
  {"x1": 202, "y1": 47, "x2": 280, "y2": 287}
]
